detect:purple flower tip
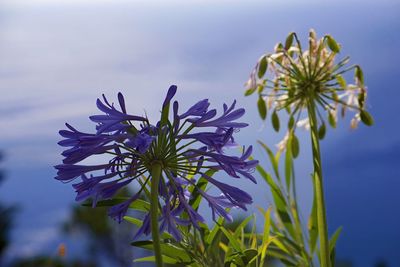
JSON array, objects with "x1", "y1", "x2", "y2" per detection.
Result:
[{"x1": 163, "y1": 85, "x2": 177, "y2": 108}]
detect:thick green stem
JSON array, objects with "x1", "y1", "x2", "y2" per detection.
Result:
[
  {"x1": 150, "y1": 163, "x2": 163, "y2": 267},
  {"x1": 307, "y1": 101, "x2": 330, "y2": 267}
]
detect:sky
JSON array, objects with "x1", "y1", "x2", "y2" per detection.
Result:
[{"x1": 0, "y1": 0, "x2": 399, "y2": 266}]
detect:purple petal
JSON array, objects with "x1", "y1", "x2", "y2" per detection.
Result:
[{"x1": 163, "y1": 85, "x2": 177, "y2": 108}]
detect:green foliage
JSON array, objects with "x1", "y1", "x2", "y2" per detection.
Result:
[
  {"x1": 291, "y1": 134, "x2": 300, "y2": 158},
  {"x1": 325, "y1": 35, "x2": 341, "y2": 53},
  {"x1": 188, "y1": 175, "x2": 210, "y2": 211},
  {"x1": 284, "y1": 32, "x2": 295, "y2": 50},
  {"x1": 355, "y1": 65, "x2": 364, "y2": 86},
  {"x1": 328, "y1": 111, "x2": 337, "y2": 128},
  {"x1": 271, "y1": 111, "x2": 280, "y2": 132},
  {"x1": 127, "y1": 210, "x2": 283, "y2": 267},
  {"x1": 318, "y1": 123, "x2": 326, "y2": 140},
  {"x1": 258, "y1": 56, "x2": 268, "y2": 79},
  {"x1": 257, "y1": 95, "x2": 267, "y2": 120},
  {"x1": 256, "y1": 142, "x2": 313, "y2": 266},
  {"x1": 360, "y1": 110, "x2": 374, "y2": 126},
  {"x1": 131, "y1": 241, "x2": 192, "y2": 264}
]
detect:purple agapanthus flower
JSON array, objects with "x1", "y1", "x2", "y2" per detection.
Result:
[{"x1": 55, "y1": 85, "x2": 258, "y2": 240}]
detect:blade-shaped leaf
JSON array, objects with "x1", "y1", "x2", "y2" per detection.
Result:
[
  {"x1": 189, "y1": 170, "x2": 215, "y2": 211},
  {"x1": 329, "y1": 226, "x2": 343, "y2": 252},
  {"x1": 285, "y1": 135, "x2": 293, "y2": 191},
  {"x1": 257, "y1": 141, "x2": 281, "y2": 181},
  {"x1": 272, "y1": 110, "x2": 280, "y2": 132},
  {"x1": 355, "y1": 65, "x2": 364, "y2": 86},
  {"x1": 325, "y1": 35, "x2": 341, "y2": 53},
  {"x1": 291, "y1": 133, "x2": 300, "y2": 158},
  {"x1": 131, "y1": 240, "x2": 192, "y2": 263},
  {"x1": 258, "y1": 56, "x2": 268, "y2": 79},
  {"x1": 318, "y1": 123, "x2": 326, "y2": 140},
  {"x1": 285, "y1": 32, "x2": 295, "y2": 50},
  {"x1": 360, "y1": 110, "x2": 374, "y2": 126},
  {"x1": 220, "y1": 227, "x2": 243, "y2": 252},
  {"x1": 258, "y1": 95, "x2": 267, "y2": 120},
  {"x1": 134, "y1": 255, "x2": 178, "y2": 264},
  {"x1": 123, "y1": 216, "x2": 142, "y2": 227}
]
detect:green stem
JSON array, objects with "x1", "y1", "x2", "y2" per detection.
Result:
[
  {"x1": 150, "y1": 163, "x2": 163, "y2": 267},
  {"x1": 307, "y1": 100, "x2": 330, "y2": 267}
]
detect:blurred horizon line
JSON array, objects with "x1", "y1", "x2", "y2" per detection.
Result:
[{"x1": 2, "y1": 0, "x2": 399, "y2": 8}]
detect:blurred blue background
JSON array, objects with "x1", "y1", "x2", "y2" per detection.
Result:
[{"x1": 0, "y1": 0, "x2": 399, "y2": 266}]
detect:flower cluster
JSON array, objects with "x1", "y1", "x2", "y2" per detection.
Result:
[
  {"x1": 55, "y1": 85, "x2": 258, "y2": 240},
  {"x1": 245, "y1": 29, "x2": 373, "y2": 150}
]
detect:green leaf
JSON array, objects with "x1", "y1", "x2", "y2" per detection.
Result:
[
  {"x1": 189, "y1": 170, "x2": 215, "y2": 211},
  {"x1": 206, "y1": 216, "x2": 225, "y2": 245},
  {"x1": 260, "y1": 207, "x2": 272, "y2": 264},
  {"x1": 272, "y1": 110, "x2": 280, "y2": 132},
  {"x1": 257, "y1": 95, "x2": 267, "y2": 120},
  {"x1": 309, "y1": 177, "x2": 318, "y2": 254},
  {"x1": 358, "y1": 91, "x2": 366, "y2": 108},
  {"x1": 272, "y1": 233, "x2": 303, "y2": 258},
  {"x1": 285, "y1": 32, "x2": 295, "y2": 50},
  {"x1": 130, "y1": 199, "x2": 150, "y2": 212},
  {"x1": 255, "y1": 166, "x2": 284, "y2": 205},
  {"x1": 245, "y1": 87, "x2": 257, "y2": 96},
  {"x1": 137, "y1": 176, "x2": 151, "y2": 200},
  {"x1": 134, "y1": 255, "x2": 178, "y2": 264},
  {"x1": 355, "y1": 65, "x2": 365, "y2": 86},
  {"x1": 325, "y1": 35, "x2": 340, "y2": 53},
  {"x1": 318, "y1": 123, "x2": 326, "y2": 140},
  {"x1": 234, "y1": 215, "x2": 254, "y2": 236},
  {"x1": 336, "y1": 75, "x2": 346, "y2": 89},
  {"x1": 220, "y1": 227, "x2": 243, "y2": 252},
  {"x1": 360, "y1": 110, "x2": 374, "y2": 126},
  {"x1": 161, "y1": 105, "x2": 170, "y2": 128},
  {"x1": 257, "y1": 141, "x2": 280, "y2": 180},
  {"x1": 288, "y1": 115, "x2": 295, "y2": 130},
  {"x1": 255, "y1": 142, "x2": 297, "y2": 240},
  {"x1": 131, "y1": 240, "x2": 192, "y2": 263},
  {"x1": 255, "y1": 164, "x2": 296, "y2": 240},
  {"x1": 225, "y1": 252, "x2": 245, "y2": 267},
  {"x1": 270, "y1": 238, "x2": 292, "y2": 257},
  {"x1": 257, "y1": 84, "x2": 264, "y2": 94},
  {"x1": 123, "y1": 216, "x2": 142, "y2": 227},
  {"x1": 243, "y1": 249, "x2": 258, "y2": 264},
  {"x1": 329, "y1": 226, "x2": 343, "y2": 253},
  {"x1": 330, "y1": 247, "x2": 337, "y2": 267},
  {"x1": 275, "y1": 42, "x2": 284, "y2": 53},
  {"x1": 265, "y1": 247, "x2": 297, "y2": 266},
  {"x1": 227, "y1": 249, "x2": 258, "y2": 267},
  {"x1": 284, "y1": 135, "x2": 293, "y2": 190},
  {"x1": 258, "y1": 56, "x2": 268, "y2": 79},
  {"x1": 328, "y1": 111, "x2": 336, "y2": 128},
  {"x1": 291, "y1": 133, "x2": 300, "y2": 158}
]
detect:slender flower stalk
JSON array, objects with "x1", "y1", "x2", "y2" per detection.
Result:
[
  {"x1": 150, "y1": 163, "x2": 163, "y2": 267},
  {"x1": 308, "y1": 100, "x2": 330, "y2": 267},
  {"x1": 55, "y1": 85, "x2": 258, "y2": 267},
  {"x1": 245, "y1": 29, "x2": 373, "y2": 266}
]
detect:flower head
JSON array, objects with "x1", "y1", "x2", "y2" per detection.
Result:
[
  {"x1": 245, "y1": 29, "x2": 373, "y2": 150},
  {"x1": 55, "y1": 85, "x2": 257, "y2": 240}
]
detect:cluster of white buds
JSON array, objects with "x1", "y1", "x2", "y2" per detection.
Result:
[{"x1": 245, "y1": 29, "x2": 373, "y2": 153}]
